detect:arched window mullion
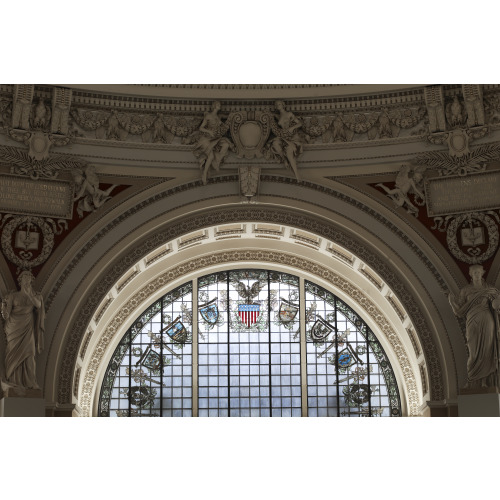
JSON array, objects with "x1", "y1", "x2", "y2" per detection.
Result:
[{"x1": 99, "y1": 270, "x2": 401, "y2": 417}]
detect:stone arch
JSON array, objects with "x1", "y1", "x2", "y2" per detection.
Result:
[{"x1": 42, "y1": 210, "x2": 458, "y2": 417}]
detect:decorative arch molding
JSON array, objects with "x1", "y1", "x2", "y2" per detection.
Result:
[
  {"x1": 51, "y1": 204, "x2": 448, "y2": 409},
  {"x1": 79, "y1": 249, "x2": 420, "y2": 417}
]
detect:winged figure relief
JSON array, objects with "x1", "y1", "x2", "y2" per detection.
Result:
[
  {"x1": 71, "y1": 165, "x2": 117, "y2": 217},
  {"x1": 232, "y1": 280, "x2": 266, "y2": 304},
  {"x1": 376, "y1": 164, "x2": 426, "y2": 216}
]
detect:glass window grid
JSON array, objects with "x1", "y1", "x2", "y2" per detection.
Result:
[
  {"x1": 99, "y1": 271, "x2": 401, "y2": 417},
  {"x1": 99, "y1": 283, "x2": 193, "y2": 417},
  {"x1": 197, "y1": 270, "x2": 301, "y2": 417},
  {"x1": 304, "y1": 281, "x2": 401, "y2": 417}
]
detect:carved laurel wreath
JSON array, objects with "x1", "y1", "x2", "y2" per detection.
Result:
[
  {"x1": 446, "y1": 212, "x2": 499, "y2": 264},
  {"x1": 0, "y1": 216, "x2": 55, "y2": 269}
]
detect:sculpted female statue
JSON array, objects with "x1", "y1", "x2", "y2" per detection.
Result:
[
  {"x1": 1, "y1": 270, "x2": 45, "y2": 390},
  {"x1": 449, "y1": 265, "x2": 500, "y2": 389},
  {"x1": 267, "y1": 101, "x2": 303, "y2": 180},
  {"x1": 194, "y1": 101, "x2": 234, "y2": 185}
]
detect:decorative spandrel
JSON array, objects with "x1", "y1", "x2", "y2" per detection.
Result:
[
  {"x1": 305, "y1": 281, "x2": 401, "y2": 417},
  {"x1": 98, "y1": 283, "x2": 193, "y2": 417}
]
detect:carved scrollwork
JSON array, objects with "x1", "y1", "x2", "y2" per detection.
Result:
[{"x1": 229, "y1": 111, "x2": 271, "y2": 159}]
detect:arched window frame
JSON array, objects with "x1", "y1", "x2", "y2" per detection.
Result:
[{"x1": 98, "y1": 269, "x2": 402, "y2": 417}]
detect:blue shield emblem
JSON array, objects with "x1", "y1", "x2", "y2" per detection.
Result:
[
  {"x1": 162, "y1": 316, "x2": 188, "y2": 344},
  {"x1": 198, "y1": 298, "x2": 219, "y2": 325}
]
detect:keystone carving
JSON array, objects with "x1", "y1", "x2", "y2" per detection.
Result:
[{"x1": 239, "y1": 166, "x2": 261, "y2": 201}]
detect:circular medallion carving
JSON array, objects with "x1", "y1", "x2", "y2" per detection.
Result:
[
  {"x1": 446, "y1": 213, "x2": 499, "y2": 264},
  {"x1": 1, "y1": 216, "x2": 55, "y2": 269}
]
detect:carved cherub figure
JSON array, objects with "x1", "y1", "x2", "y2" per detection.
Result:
[
  {"x1": 72, "y1": 165, "x2": 117, "y2": 217},
  {"x1": 376, "y1": 164, "x2": 426, "y2": 216}
]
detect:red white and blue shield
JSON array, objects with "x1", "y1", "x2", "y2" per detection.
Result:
[{"x1": 238, "y1": 303, "x2": 260, "y2": 328}]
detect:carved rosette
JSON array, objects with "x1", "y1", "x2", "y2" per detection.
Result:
[{"x1": 229, "y1": 111, "x2": 271, "y2": 159}]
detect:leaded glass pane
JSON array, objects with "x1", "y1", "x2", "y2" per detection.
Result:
[
  {"x1": 305, "y1": 281, "x2": 401, "y2": 417},
  {"x1": 198, "y1": 270, "x2": 301, "y2": 417},
  {"x1": 98, "y1": 283, "x2": 193, "y2": 417},
  {"x1": 99, "y1": 270, "x2": 401, "y2": 417}
]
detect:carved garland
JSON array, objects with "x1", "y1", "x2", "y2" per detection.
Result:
[{"x1": 79, "y1": 250, "x2": 420, "y2": 417}]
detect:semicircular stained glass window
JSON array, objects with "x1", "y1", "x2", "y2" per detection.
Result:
[{"x1": 99, "y1": 269, "x2": 401, "y2": 417}]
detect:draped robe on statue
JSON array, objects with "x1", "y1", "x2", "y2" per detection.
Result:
[
  {"x1": 3, "y1": 291, "x2": 45, "y2": 389},
  {"x1": 453, "y1": 284, "x2": 499, "y2": 388}
]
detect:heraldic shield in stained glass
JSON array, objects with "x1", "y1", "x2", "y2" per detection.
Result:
[
  {"x1": 99, "y1": 270, "x2": 401, "y2": 417},
  {"x1": 198, "y1": 298, "x2": 219, "y2": 325}
]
